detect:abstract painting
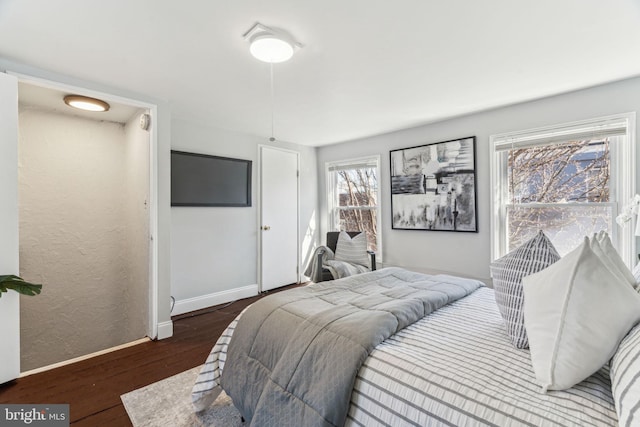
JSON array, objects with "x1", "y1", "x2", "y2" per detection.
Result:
[{"x1": 390, "y1": 136, "x2": 478, "y2": 232}]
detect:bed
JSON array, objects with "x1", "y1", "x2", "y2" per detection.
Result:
[{"x1": 191, "y1": 265, "x2": 631, "y2": 426}]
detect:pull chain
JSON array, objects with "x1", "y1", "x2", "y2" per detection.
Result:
[{"x1": 269, "y1": 62, "x2": 276, "y2": 142}]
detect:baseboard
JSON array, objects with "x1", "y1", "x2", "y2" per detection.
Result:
[
  {"x1": 156, "y1": 321, "x2": 174, "y2": 340},
  {"x1": 171, "y1": 284, "x2": 259, "y2": 316},
  {"x1": 20, "y1": 337, "x2": 151, "y2": 377}
]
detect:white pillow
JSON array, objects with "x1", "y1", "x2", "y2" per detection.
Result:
[
  {"x1": 334, "y1": 231, "x2": 370, "y2": 267},
  {"x1": 590, "y1": 236, "x2": 636, "y2": 289},
  {"x1": 523, "y1": 237, "x2": 640, "y2": 391}
]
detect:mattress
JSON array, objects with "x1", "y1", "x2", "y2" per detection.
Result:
[{"x1": 193, "y1": 287, "x2": 617, "y2": 426}]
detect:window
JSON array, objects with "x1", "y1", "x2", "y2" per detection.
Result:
[
  {"x1": 327, "y1": 156, "x2": 381, "y2": 255},
  {"x1": 490, "y1": 113, "x2": 636, "y2": 265}
]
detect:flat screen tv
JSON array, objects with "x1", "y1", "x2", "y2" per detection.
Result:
[{"x1": 171, "y1": 150, "x2": 252, "y2": 207}]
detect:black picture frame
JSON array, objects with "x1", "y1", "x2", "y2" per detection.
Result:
[
  {"x1": 171, "y1": 150, "x2": 252, "y2": 207},
  {"x1": 390, "y1": 136, "x2": 478, "y2": 232}
]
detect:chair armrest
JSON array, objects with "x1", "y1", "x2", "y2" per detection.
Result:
[
  {"x1": 367, "y1": 250, "x2": 376, "y2": 271},
  {"x1": 313, "y1": 248, "x2": 327, "y2": 282}
]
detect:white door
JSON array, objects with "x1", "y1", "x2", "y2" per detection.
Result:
[
  {"x1": 0, "y1": 72, "x2": 20, "y2": 384},
  {"x1": 260, "y1": 146, "x2": 299, "y2": 291}
]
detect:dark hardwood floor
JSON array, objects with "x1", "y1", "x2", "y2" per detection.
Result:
[{"x1": 0, "y1": 284, "x2": 302, "y2": 426}]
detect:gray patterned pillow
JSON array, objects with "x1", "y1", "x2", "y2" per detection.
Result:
[
  {"x1": 632, "y1": 261, "x2": 640, "y2": 289},
  {"x1": 334, "y1": 231, "x2": 370, "y2": 267},
  {"x1": 611, "y1": 323, "x2": 640, "y2": 427},
  {"x1": 490, "y1": 230, "x2": 560, "y2": 349}
]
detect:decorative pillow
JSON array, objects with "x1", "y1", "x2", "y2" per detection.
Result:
[
  {"x1": 334, "y1": 231, "x2": 369, "y2": 267},
  {"x1": 633, "y1": 262, "x2": 640, "y2": 288},
  {"x1": 523, "y1": 237, "x2": 640, "y2": 391},
  {"x1": 490, "y1": 230, "x2": 560, "y2": 349},
  {"x1": 611, "y1": 323, "x2": 640, "y2": 427},
  {"x1": 594, "y1": 232, "x2": 637, "y2": 288}
]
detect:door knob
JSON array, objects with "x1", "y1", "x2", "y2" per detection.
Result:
[{"x1": 262, "y1": 225, "x2": 271, "y2": 231}]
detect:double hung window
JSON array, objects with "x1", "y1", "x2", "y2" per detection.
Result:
[
  {"x1": 326, "y1": 156, "x2": 381, "y2": 254},
  {"x1": 490, "y1": 113, "x2": 635, "y2": 265}
]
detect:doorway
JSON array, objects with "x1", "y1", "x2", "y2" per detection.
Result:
[
  {"x1": 16, "y1": 79, "x2": 155, "y2": 372},
  {"x1": 259, "y1": 145, "x2": 300, "y2": 291}
]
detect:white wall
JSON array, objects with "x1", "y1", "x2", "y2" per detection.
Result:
[
  {"x1": 170, "y1": 117, "x2": 318, "y2": 311},
  {"x1": 18, "y1": 109, "x2": 148, "y2": 370},
  {"x1": 317, "y1": 76, "x2": 640, "y2": 282},
  {"x1": 0, "y1": 72, "x2": 20, "y2": 384}
]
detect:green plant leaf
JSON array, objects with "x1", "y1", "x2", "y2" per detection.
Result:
[{"x1": 0, "y1": 275, "x2": 42, "y2": 298}]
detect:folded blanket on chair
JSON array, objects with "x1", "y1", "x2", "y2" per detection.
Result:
[
  {"x1": 325, "y1": 259, "x2": 369, "y2": 279},
  {"x1": 304, "y1": 246, "x2": 370, "y2": 282}
]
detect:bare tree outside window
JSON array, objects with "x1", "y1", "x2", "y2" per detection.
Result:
[
  {"x1": 336, "y1": 167, "x2": 378, "y2": 251},
  {"x1": 506, "y1": 139, "x2": 611, "y2": 254}
]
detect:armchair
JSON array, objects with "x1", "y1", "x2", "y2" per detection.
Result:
[{"x1": 312, "y1": 231, "x2": 376, "y2": 282}]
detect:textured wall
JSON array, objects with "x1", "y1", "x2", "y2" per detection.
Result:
[{"x1": 18, "y1": 108, "x2": 148, "y2": 371}]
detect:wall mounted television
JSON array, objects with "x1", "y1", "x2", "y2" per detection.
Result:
[{"x1": 171, "y1": 150, "x2": 252, "y2": 207}]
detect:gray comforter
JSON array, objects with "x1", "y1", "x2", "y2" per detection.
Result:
[{"x1": 220, "y1": 267, "x2": 483, "y2": 427}]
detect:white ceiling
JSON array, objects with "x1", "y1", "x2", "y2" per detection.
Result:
[
  {"x1": 1, "y1": 0, "x2": 639, "y2": 146},
  {"x1": 18, "y1": 82, "x2": 142, "y2": 124}
]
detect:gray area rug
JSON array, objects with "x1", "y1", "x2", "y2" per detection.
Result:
[{"x1": 121, "y1": 365, "x2": 244, "y2": 427}]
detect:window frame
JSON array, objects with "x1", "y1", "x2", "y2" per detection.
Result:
[
  {"x1": 326, "y1": 155, "x2": 382, "y2": 260},
  {"x1": 490, "y1": 113, "x2": 636, "y2": 266}
]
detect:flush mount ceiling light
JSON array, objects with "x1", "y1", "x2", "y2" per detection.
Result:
[
  {"x1": 63, "y1": 95, "x2": 110, "y2": 112},
  {"x1": 250, "y1": 34, "x2": 293, "y2": 63},
  {"x1": 243, "y1": 22, "x2": 301, "y2": 63}
]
